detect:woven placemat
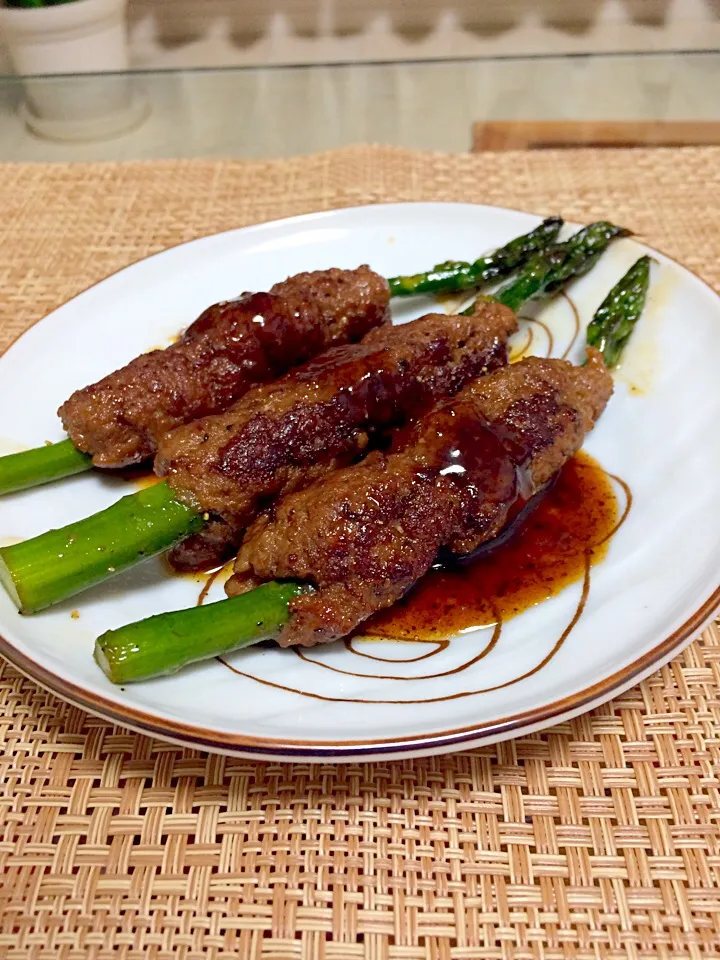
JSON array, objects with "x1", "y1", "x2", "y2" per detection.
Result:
[{"x1": 1, "y1": 146, "x2": 719, "y2": 958}]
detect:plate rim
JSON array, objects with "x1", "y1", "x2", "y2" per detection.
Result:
[
  {"x1": 1, "y1": 201, "x2": 719, "y2": 759},
  {"x1": 1, "y1": 585, "x2": 718, "y2": 758}
]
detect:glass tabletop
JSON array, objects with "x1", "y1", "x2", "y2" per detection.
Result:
[{"x1": 0, "y1": 51, "x2": 718, "y2": 162}]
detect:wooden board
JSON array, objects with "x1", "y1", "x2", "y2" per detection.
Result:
[{"x1": 473, "y1": 120, "x2": 720, "y2": 151}]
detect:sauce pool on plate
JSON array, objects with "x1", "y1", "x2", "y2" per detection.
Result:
[{"x1": 364, "y1": 451, "x2": 625, "y2": 641}]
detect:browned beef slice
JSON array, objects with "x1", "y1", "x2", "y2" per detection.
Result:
[
  {"x1": 227, "y1": 350, "x2": 613, "y2": 647},
  {"x1": 157, "y1": 301, "x2": 518, "y2": 529},
  {"x1": 165, "y1": 520, "x2": 238, "y2": 573},
  {"x1": 165, "y1": 302, "x2": 517, "y2": 574},
  {"x1": 59, "y1": 266, "x2": 390, "y2": 468}
]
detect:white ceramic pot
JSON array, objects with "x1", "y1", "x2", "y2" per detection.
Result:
[{"x1": 0, "y1": 0, "x2": 147, "y2": 141}]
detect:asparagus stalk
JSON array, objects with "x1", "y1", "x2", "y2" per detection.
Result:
[
  {"x1": 0, "y1": 221, "x2": 563, "y2": 499},
  {"x1": 0, "y1": 441, "x2": 95, "y2": 497},
  {"x1": 0, "y1": 482, "x2": 202, "y2": 614},
  {"x1": 387, "y1": 216, "x2": 563, "y2": 297},
  {"x1": 586, "y1": 256, "x2": 651, "y2": 368},
  {"x1": 0, "y1": 439, "x2": 92, "y2": 496},
  {"x1": 0, "y1": 224, "x2": 628, "y2": 616},
  {"x1": 93, "y1": 257, "x2": 652, "y2": 684},
  {"x1": 463, "y1": 248, "x2": 564, "y2": 315},
  {"x1": 95, "y1": 581, "x2": 309, "y2": 683}
]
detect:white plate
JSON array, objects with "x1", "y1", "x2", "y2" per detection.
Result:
[{"x1": 1, "y1": 203, "x2": 719, "y2": 762}]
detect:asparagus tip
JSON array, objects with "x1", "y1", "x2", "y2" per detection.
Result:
[{"x1": 585, "y1": 254, "x2": 652, "y2": 368}]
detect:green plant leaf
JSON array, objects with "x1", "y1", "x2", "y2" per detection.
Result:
[{"x1": 4, "y1": 1, "x2": 80, "y2": 7}]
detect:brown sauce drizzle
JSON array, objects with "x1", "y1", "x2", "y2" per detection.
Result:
[
  {"x1": 197, "y1": 566, "x2": 224, "y2": 606},
  {"x1": 220, "y1": 563, "x2": 592, "y2": 704},
  {"x1": 364, "y1": 451, "x2": 625, "y2": 641},
  {"x1": 559, "y1": 292, "x2": 581, "y2": 359},
  {"x1": 509, "y1": 326, "x2": 534, "y2": 362},
  {"x1": 219, "y1": 453, "x2": 632, "y2": 703},
  {"x1": 515, "y1": 314, "x2": 554, "y2": 359},
  {"x1": 195, "y1": 560, "x2": 235, "y2": 605},
  {"x1": 512, "y1": 293, "x2": 579, "y2": 363}
]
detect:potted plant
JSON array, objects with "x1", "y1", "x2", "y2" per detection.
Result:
[{"x1": 0, "y1": 0, "x2": 146, "y2": 140}]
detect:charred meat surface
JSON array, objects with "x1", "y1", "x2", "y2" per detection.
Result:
[
  {"x1": 228, "y1": 351, "x2": 613, "y2": 647},
  {"x1": 157, "y1": 301, "x2": 518, "y2": 532},
  {"x1": 59, "y1": 266, "x2": 390, "y2": 468}
]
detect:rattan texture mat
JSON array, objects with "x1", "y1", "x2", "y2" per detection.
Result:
[{"x1": 1, "y1": 146, "x2": 719, "y2": 959}]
